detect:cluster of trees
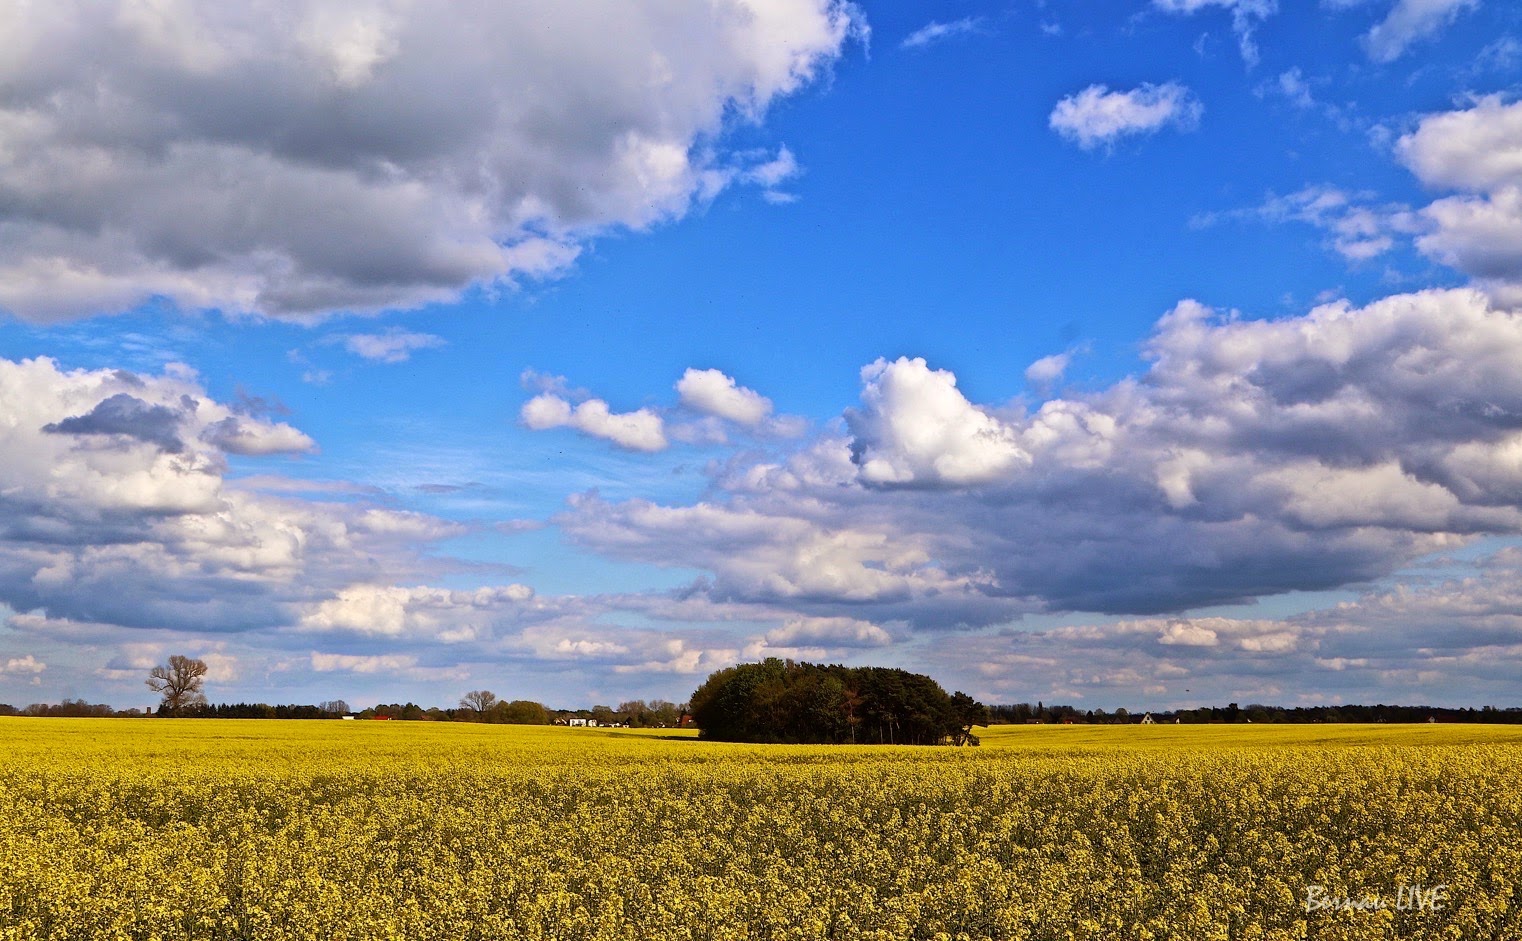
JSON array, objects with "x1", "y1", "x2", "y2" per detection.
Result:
[
  {"x1": 1159, "y1": 703, "x2": 1522, "y2": 724},
  {"x1": 164, "y1": 702, "x2": 351, "y2": 719},
  {"x1": 689, "y1": 659, "x2": 988, "y2": 745},
  {"x1": 359, "y1": 697, "x2": 687, "y2": 726},
  {"x1": 456, "y1": 691, "x2": 551, "y2": 724},
  {"x1": 0, "y1": 700, "x2": 147, "y2": 718},
  {"x1": 611, "y1": 699, "x2": 685, "y2": 728}
]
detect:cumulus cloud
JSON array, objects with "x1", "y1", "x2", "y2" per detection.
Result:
[
  {"x1": 1398, "y1": 97, "x2": 1522, "y2": 304},
  {"x1": 1397, "y1": 96, "x2": 1522, "y2": 194},
  {"x1": 1025, "y1": 352, "x2": 1074, "y2": 388},
  {"x1": 846, "y1": 357, "x2": 1027, "y2": 486},
  {"x1": 901, "y1": 17, "x2": 985, "y2": 49},
  {"x1": 1049, "y1": 83, "x2": 1203, "y2": 150},
  {"x1": 676, "y1": 368, "x2": 774, "y2": 426},
  {"x1": 0, "y1": 0, "x2": 860, "y2": 321},
  {"x1": 1152, "y1": 0, "x2": 1276, "y2": 66},
  {"x1": 560, "y1": 491, "x2": 990, "y2": 612},
  {"x1": 0, "y1": 356, "x2": 457, "y2": 637},
  {"x1": 1, "y1": 655, "x2": 46, "y2": 675},
  {"x1": 562, "y1": 288, "x2": 1522, "y2": 623},
  {"x1": 1362, "y1": 0, "x2": 1478, "y2": 63},
  {"x1": 761, "y1": 615, "x2": 895, "y2": 648},
  {"x1": 522, "y1": 368, "x2": 800, "y2": 450},
  {"x1": 521, "y1": 393, "x2": 668, "y2": 452},
  {"x1": 300, "y1": 583, "x2": 534, "y2": 642},
  {"x1": 341, "y1": 330, "x2": 446, "y2": 363}
]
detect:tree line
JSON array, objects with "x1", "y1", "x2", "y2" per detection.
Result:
[
  {"x1": 688, "y1": 659, "x2": 988, "y2": 745},
  {"x1": 0, "y1": 656, "x2": 694, "y2": 725},
  {"x1": 987, "y1": 702, "x2": 1522, "y2": 724},
  {"x1": 6, "y1": 653, "x2": 1521, "y2": 726}
]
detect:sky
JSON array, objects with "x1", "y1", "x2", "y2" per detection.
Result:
[{"x1": 3, "y1": 0, "x2": 1522, "y2": 712}]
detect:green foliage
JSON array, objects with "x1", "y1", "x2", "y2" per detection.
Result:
[
  {"x1": 494, "y1": 699, "x2": 551, "y2": 725},
  {"x1": 689, "y1": 658, "x2": 986, "y2": 745}
]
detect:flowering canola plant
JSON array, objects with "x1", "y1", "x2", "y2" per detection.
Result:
[{"x1": 0, "y1": 720, "x2": 1518, "y2": 940}]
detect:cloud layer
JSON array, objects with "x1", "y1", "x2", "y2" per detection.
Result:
[
  {"x1": 563, "y1": 288, "x2": 1522, "y2": 626},
  {"x1": 0, "y1": 356, "x2": 462, "y2": 638},
  {"x1": 0, "y1": 0, "x2": 859, "y2": 321},
  {"x1": 11, "y1": 283, "x2": 1522, "y2": 707}
]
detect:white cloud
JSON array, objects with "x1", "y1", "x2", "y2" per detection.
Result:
[
  {"x1": 1398, "y1": 97, "x2": 1522, "y2": 302},
  {"x1": 204, "y1": 418, "x2": 317, "y2": 456},
  {"x1": 1152, "y1": 0, "x2": 1276, "y2": 66},
  {"x1": 1, "y1": 655, "x2": 46, "y2": 675},
  {"x1": 740, "y1": 146, "x2": 801, "y2": 200},
  {"x1": 846, "y1": 357, "x2": 1028, "y2": 486},
  {"x1": 1250, "y1": 186, "x2": 1417, "y2": 261},
  {"x1": 1269, "y1": 68, "x2": 1316, "y2": 109},
  {"x1": 1158, "y1": 621, "x2": 1220, "y2": 646},
  {"x1": 0, "y1": 356, "x2": 460, "y2": 637},
  {"x1": 1025, "y1": 352, "x2": 1073, "y2": 388},
  {"x1": 199, "y1": 652, "x2": 239, "y2": 683},
  {"x1": 560, "y1": 491, "x2": 987, "y2": 607},
  {"x1": 901, "y1": 17, "x2": 985, "y2": 49},
  {"x1": 676, "y1": 368, "x2": 774, "y2": 425},
  {"x1": 310, "y1": 652, "x2": 418, "y2": 674},
  {"x1": 521, "y1": 393, "x2": 668, "y2": 452},
  {"x1": 342, "y1": 330, "x2": 446, "y2": 363},
  {"x1": 1206, "y1": 98, "x2": 1522, "y2": 297},
  {"x1": 1362, "y1": 0, "x2": 1478, "y2": 63},
  {"x1": 762, "y1": 615, "x2": 895, "y2": 648},
  {"x1": 1398, "y1": 96, "x2": 1522, "y2": 193},
  {"x1": 1049, "y1": 83, "x2": 1203, "y2": 150},
  {"x1": 0, "y1": 0, "x2": 861, "y2": 321},
  {"x1": 563, "y1": 287, "x2": 1522, "y2": 624},
  {"x1": 300, "y1": 583, "x2": 534, "y2": 642}
]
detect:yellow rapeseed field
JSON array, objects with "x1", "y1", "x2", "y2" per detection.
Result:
[{"x1": 0, "y1": 719, "x2": 1518, "y2": 940}]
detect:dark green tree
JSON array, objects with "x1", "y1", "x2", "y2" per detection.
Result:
[{"x1": 689, "y1": 659, "x2": 986, "y2": 746}]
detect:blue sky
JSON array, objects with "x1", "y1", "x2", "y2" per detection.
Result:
[{"x1": 3, "y1": 0, "x2": 1522, "y2": 711}]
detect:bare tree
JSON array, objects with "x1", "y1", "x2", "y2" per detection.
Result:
[
  {"x1": 146, "y1": 655, "x2": 208, "y2": 715},
  {"x1": 460, "y1": 690, "x2": 498, "y2": 716}
]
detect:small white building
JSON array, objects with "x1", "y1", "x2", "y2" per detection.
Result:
[{"x1": 1140, "y1": 713, "x2": 1155, "y2": 724}]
